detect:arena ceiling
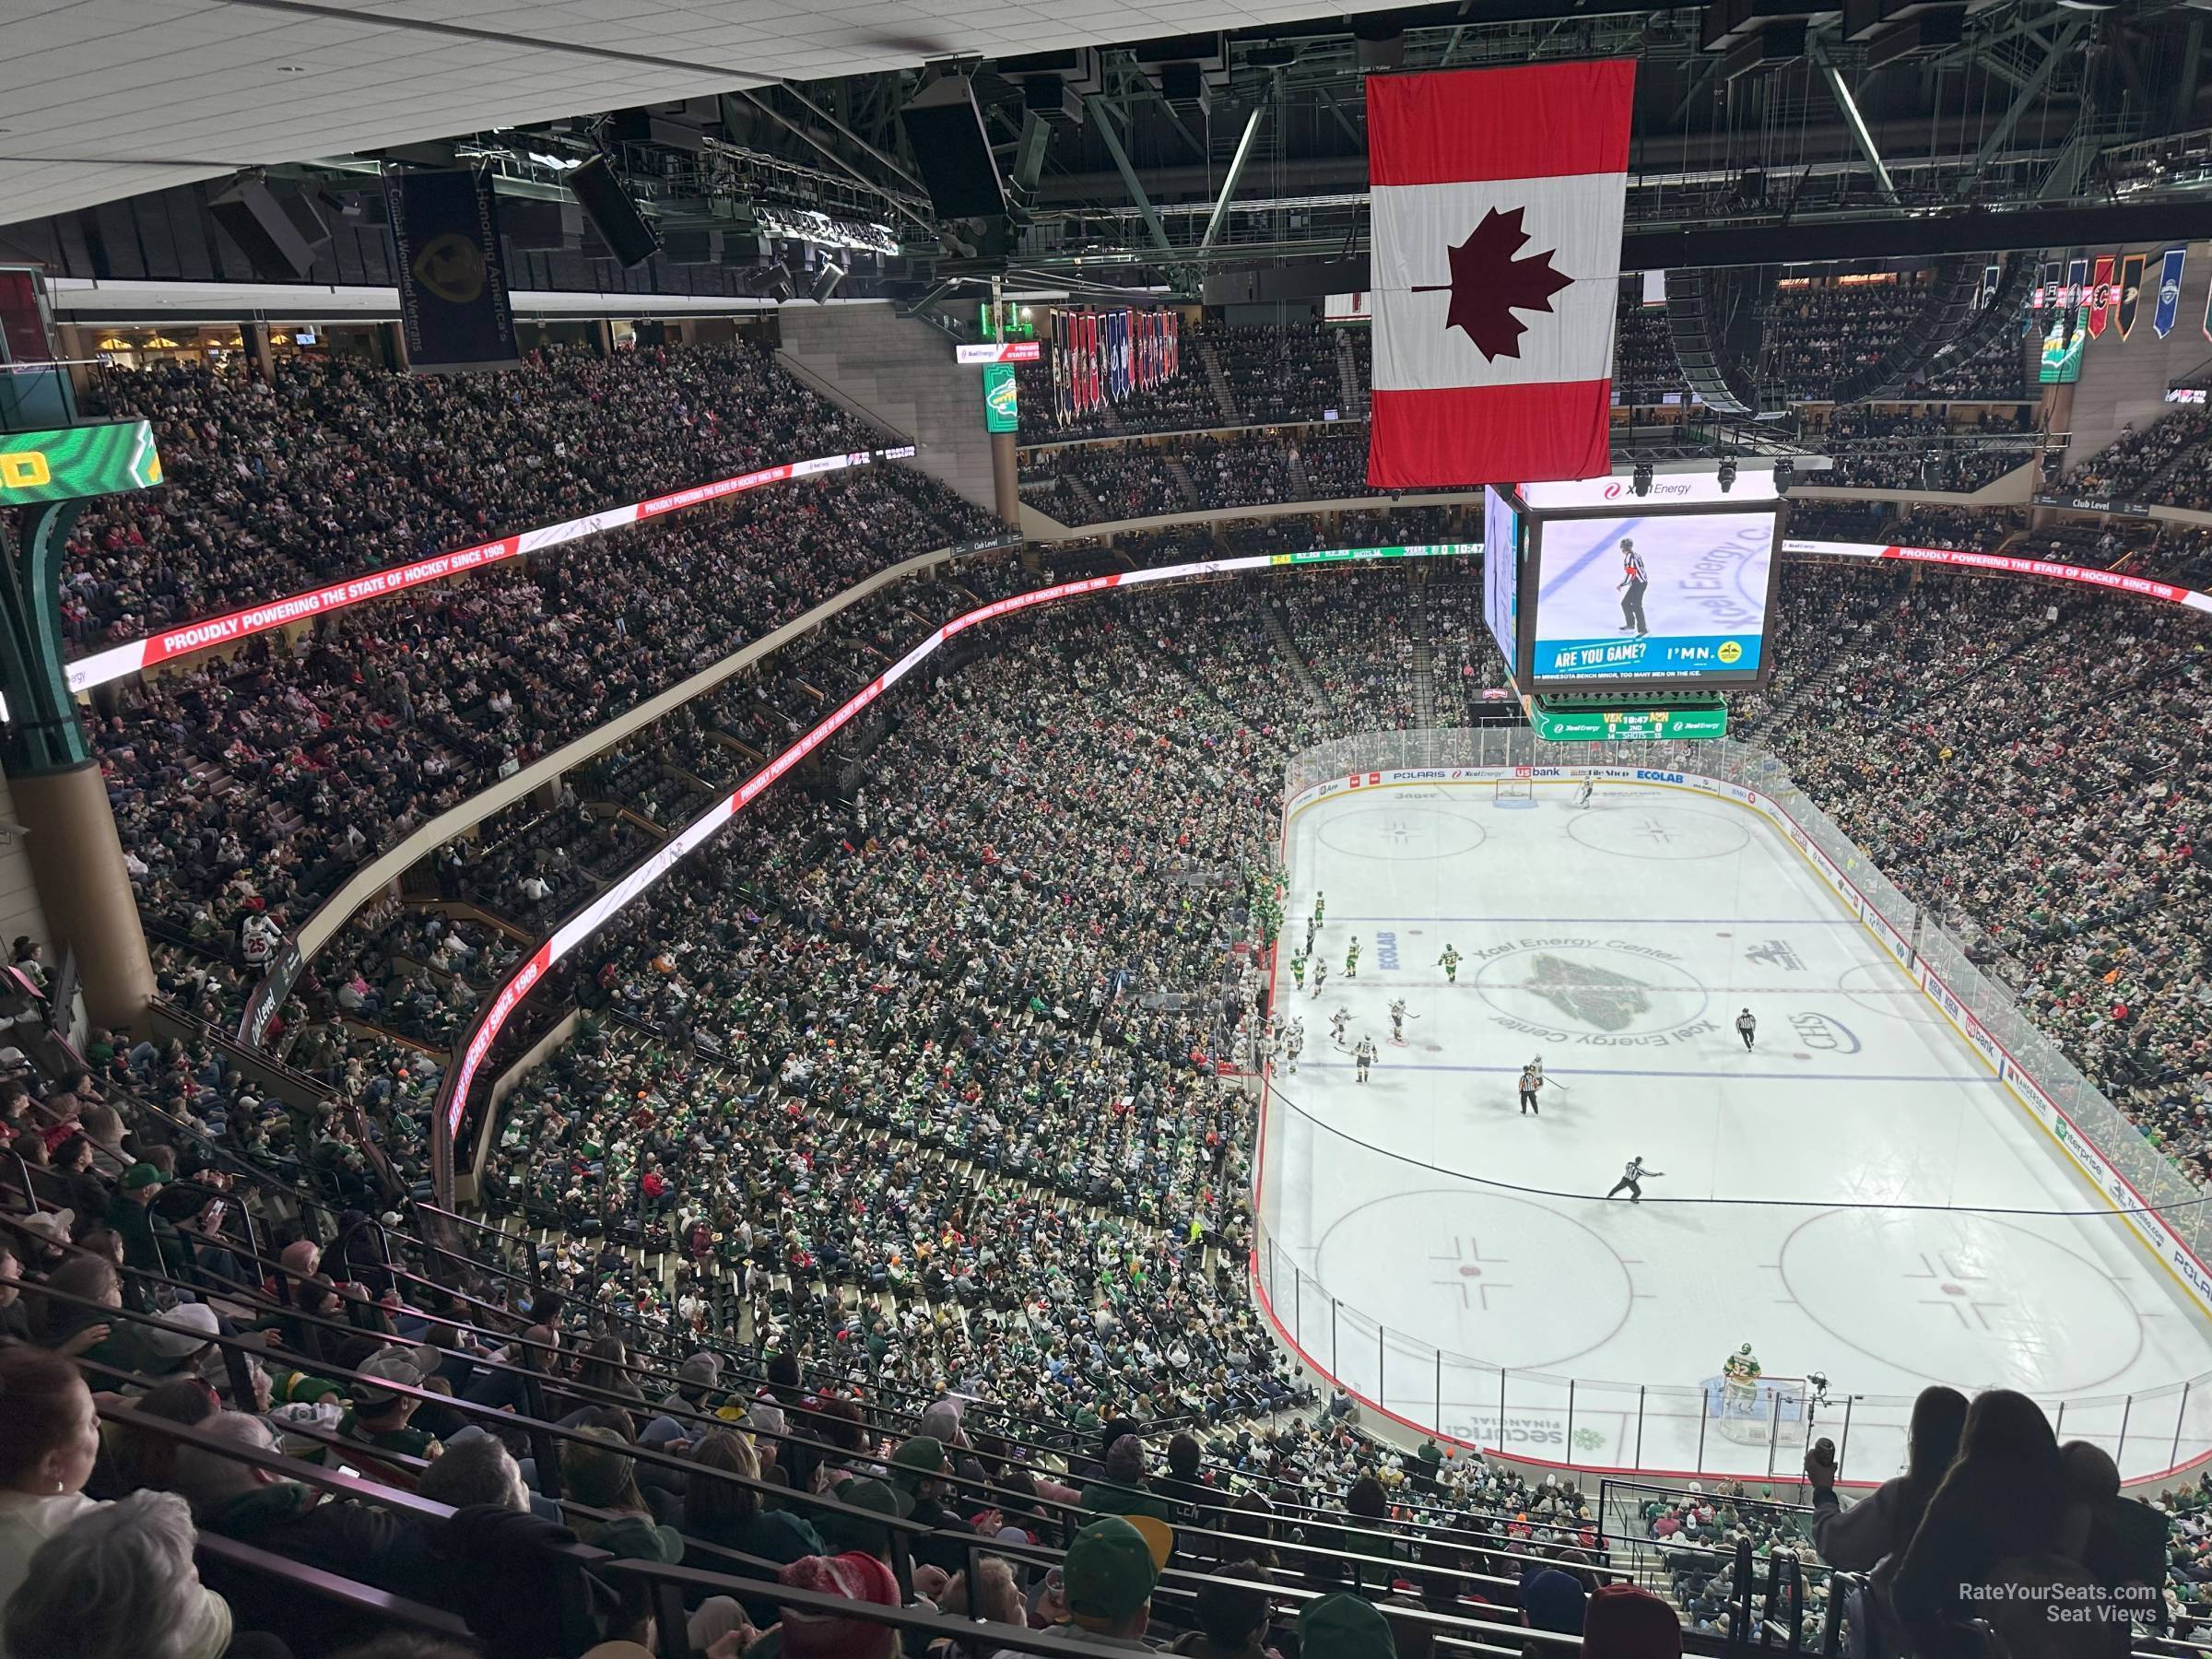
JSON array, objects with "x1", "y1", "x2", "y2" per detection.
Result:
[
  {"x1": 0, "y1": 0, "x2": 1359, "y2": 225},
  {"x1": 8, "y1": 0, "x2": 2212, "y2": 293}
]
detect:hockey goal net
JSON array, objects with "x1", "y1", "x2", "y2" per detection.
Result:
[
  {"x1": 1704, "y1": 1375, "x2": 1813, "y2": 1447},
  {"x1": 1493, "y1": 777, "x2": 1535, "y2": 803}
]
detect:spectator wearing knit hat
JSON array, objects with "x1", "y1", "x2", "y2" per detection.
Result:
[
  {"x1": 1080, "y1": 1434, "x2": 1176, "y2": 1525},
  {"x1": 765, "y1": 1551, "x2": 904, "y2": 1659}
]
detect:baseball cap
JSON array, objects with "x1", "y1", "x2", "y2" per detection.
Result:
[
  {"x1": 121, "y1": 1162, "x2": 167, "y2": 1191},
  {"x1": 11, "y1": 1208, "x2": 73, "y2": 1245},
  {"x1": 349, "y1": 1347, "x2": 426, "y2": 1408},
  {"x1": 815, "y1": 1477, "x2": 914, "y2": 1555},
  {"x1": 1063, "y1": 1514, "x2": 1172, "y2": 1621},
  {"x1": 888, "y1": 1435, "x2": 947, "y2": 1478},
  {"x1": 142, "y1": 1300, "x2": 220, "y2": 1359},
  {"x1": 1299, "y1": 1592, "x2": 1399, "y2": 1659}
]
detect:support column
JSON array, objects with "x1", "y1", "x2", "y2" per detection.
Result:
[
  {"x1": 991, "y1": 429, "x2": 1019, "y2": 527},
  {"x1": 241, "y1": 322, "x2": 276, "y2": 382},
  {"x1": 9, "y1": 766, "x2": 154, "y2": 1031},
  {"x1": 1, "y1": 501, "x2": 153, "y2": 1031}
]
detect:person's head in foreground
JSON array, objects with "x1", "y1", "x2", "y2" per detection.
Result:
[
  {"x1": 776, "y1": 1551, "x2": 902, "y2": 1659},
  {"x1": 1299, "y1": 1590, "x2": 1398, "y2": 1659},
  {"x1": 5, "y1": 1488, "x2": 233, "y2": 1659},
  {"x1": 1063, "y1": 1513, "x2": 1174, "y2": 1642}
]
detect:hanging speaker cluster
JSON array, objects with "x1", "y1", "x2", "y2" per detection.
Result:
[
  {"x1": 1826, "y1": 256, "x2": 1983, "y2": 403},
  {"x1": 1664, "y1": 265, "x2": 1774, "y2": 418},
  {"x1": 1923, "y1": 253, "x2": 2034, "y2": 381}
]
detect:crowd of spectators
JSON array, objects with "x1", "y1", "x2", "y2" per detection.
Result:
[
  {"x1": 1816, "y1": 406, "x2": 2035, "y2": 493},
  {"x1": 1740, "y1": 562, "x2": 2212, "y2": 1173},
  {"x1": 96, "y1": 462, "x2": 994, "y2": 962},
  {"x1": 66, "y1": 344, "x2": 877, "y2": 646},
  {"x1": 1200, "y1": 324, "x2": 1344, "y2": 426},
  {"x1": 1025, "y1": 430, "x2": 1389, "y2": 526},
  {"x1": 1021, "y1": 444, "x2": 1189, "y2": 524},
  {"x1": 2069, "y1": 414, "x2": 2212, "y2": 509}
]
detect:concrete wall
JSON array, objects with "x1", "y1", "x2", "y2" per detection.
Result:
[{"x1": 776, "y1": 302, "x2": 997, "y2": 512}]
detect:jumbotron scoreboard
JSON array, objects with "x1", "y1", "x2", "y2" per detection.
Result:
[{"x1": 1483, "y1": 463, "x2": 1794, "y2": 738}]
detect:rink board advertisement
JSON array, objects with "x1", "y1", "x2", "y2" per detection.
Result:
[
  {"x1": 1524, "y1": 508, "x2": 1781, "y2": 688},
  {"x1": 1272, "y1": 766, "x2": 2212, "y2": 1324}
]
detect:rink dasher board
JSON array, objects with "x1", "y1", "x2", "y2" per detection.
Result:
[{"x1": 1275, "y1": 765, "x2": 2212, "y2": 1325}]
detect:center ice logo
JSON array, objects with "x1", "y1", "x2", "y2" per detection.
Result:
[{"x1": 1524, "y1": 953, "x2": 1651, "y2": 1032}]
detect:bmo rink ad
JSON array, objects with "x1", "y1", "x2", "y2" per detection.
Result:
[{"x1": 1527, "y1": 508, "x2": 1779, "y2": 685}]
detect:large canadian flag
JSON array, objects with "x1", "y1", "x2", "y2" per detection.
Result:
[{"x1": 1366, "y1": 60, "x2": 1635, "y2": 488}]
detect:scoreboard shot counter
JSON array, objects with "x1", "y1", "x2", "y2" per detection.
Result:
[{"x1": 1483, "y1": 464, "x2": 1794, "y2": 737}]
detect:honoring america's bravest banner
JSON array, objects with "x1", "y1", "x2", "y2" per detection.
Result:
[{"x1": 1365, "y1": 59, "x2": 1634, "y2": 488}]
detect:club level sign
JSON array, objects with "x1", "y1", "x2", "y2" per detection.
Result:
[{"x1": 1530, "y1": 702, "x2": 1727, "y2": 742}]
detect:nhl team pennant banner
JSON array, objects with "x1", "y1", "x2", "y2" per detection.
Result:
[
  {"x1": 2157, "y1": 247, "x2": 2186, "y2": 339},
  {"x1": 1366, "y1": 58, "x2": 1635, "y2": 488}
]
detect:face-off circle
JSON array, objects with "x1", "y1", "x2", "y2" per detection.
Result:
[
  {"x1": 1567, "y1": 803, "x2": 1750, "y2": 862},
  {"x1": 1315, "y1": 1189, "x2": 1635, "y2": 1371},
  {"x1": 1778, "y1": 1209, "x2": 2145, "y2": 1393},
  {"x1": 1314, "y1": 806, "x2": 1488, "y2": 862}
]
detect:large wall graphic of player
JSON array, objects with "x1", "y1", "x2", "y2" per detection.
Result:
[{"x1": 1526, "y1": 509, "x2": 1777, "y2": 682}]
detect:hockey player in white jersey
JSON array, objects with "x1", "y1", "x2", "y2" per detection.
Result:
[
  {"x1": 1388, "y1": 998, "x2": 1413, "y2": 1045},
  {"x1": 1285, "y1": 1019, "x2": 1305, "y2": 1074},
  {"x1": 1354, "y1": 1035, "x2": 1379, "y2": 1083},
  {"x1": 1331, "y1": 1008, "x2": 1350, "y2": 1048}
]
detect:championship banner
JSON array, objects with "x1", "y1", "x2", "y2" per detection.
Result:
[
  {"x1": 383, "y1": 169, "x2": 521, "y2": 373},
  {"x1": 2088, "y1": 254, "x2": 2116, "y2": 337},
  {"x1": 0, "y1": 419, "x2": 160, "y2": 506},
  {"x1": 2119, "y1": 253, "x2": 2147, "y2": 339},
  {"x1": 2157, "y1": 247, "x2": 2186, "y2": 338},
  {"x1": 1366, "y1": 58, "x2": 1635, "y2": 488},
  {"x1": 2065, "y1": 256, "x2": 2088, "y2": 312}
]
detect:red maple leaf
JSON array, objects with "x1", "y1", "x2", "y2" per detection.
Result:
[{"x1": 1414, "y1": 206, "x2": 1572, "y2": 361}]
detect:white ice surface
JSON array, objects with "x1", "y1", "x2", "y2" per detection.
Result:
[{"x1": 1258, "y1": 779, "x2": 2212, "y2": 1482}]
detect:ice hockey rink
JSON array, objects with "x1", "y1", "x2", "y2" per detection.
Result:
[{"x1": 1256, "y1": 776, "x2": 2212, "y2": 1483}]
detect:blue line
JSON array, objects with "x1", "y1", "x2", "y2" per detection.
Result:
[
  {"x1": 1330, "y1": 915, "x2": 1865, "y2": 925},
  {"x1": 1301, "y1": 1059, "x2": 2005, "y2": 1085},
  {"x1": 1539, "y1": 516, "x2": 1646, "y2": 600}
]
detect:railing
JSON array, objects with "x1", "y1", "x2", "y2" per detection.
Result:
[{"x1": 1254, "y1": 731, "x2": 2212, "y2": 1485}]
